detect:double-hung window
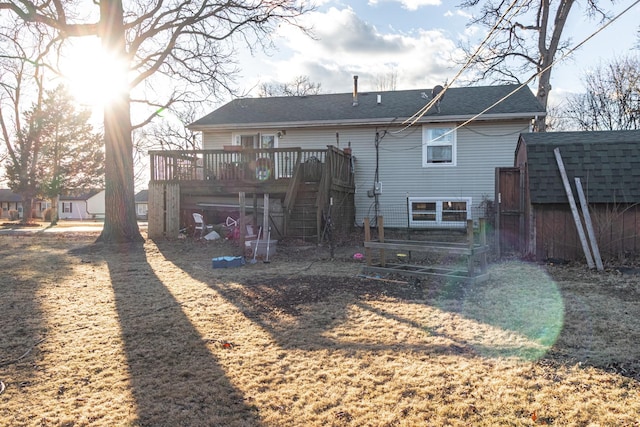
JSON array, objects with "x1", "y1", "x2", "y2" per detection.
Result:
[
  {"x1": 408, "y1": 197, "x2": 471, "y2": 228},
  {"x1": 422, "y1": 126, "x2": 456, "y2": 167}
]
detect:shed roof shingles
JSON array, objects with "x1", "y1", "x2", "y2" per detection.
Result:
[{"x1": 522, "y1": 130, "x2": 640, "y2": 204}]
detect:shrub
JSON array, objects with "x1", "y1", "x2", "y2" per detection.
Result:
[{"x1": 9, "y1": 210, "x2": 19, "y2": 220}]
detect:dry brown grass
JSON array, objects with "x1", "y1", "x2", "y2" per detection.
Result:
[{"x1": 1, "y1": 232, "x2": 639, "y2": 426}]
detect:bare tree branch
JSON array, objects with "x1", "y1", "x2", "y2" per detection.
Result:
[{"x1": 457, "y1": 0, "x2": 612, "y2": 130}]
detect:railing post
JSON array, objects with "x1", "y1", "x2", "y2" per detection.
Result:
[{"x1": 150, "y1": 153, "x2": 156, "y2": 181}]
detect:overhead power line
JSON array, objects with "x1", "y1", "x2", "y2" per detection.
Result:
[
  {"x1": 402, "y1": 0, "x2": 525, "y2": 128},
  {"x1": 399, "y1": 0, "x2": 640, "y2": 136}
]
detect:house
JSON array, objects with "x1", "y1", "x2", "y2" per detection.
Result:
[
  {"x1": 0, "y1": 189, "x2": 23, "y2": 219},
  {"x1": 135, "y1": 189, "x2": 148, "y2": 220},
  {"x1": 149, "y1": 82, "x2": 545, "y2": 239},
  {"x1": 182, "y1": 81, "x2": 545, "y2": 233},
  {"x1": 0, "y1": 189, "x2": 50, "y2": 219},
  {"x1": 504, "y1": 130, "x2": 640, "y2": 261},
  {"x1": 58, "y1": 189, "x2": 105, "y2": 220}
]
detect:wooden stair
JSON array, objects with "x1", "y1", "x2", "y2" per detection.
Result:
[{"x1": 287, "y1": 182, "x2": 319, "y2": 241}]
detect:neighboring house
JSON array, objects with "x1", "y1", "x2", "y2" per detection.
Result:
[
  {"x1": 505, "y1": 130, "x2": 640, "y2": 261},
  {"x1": 0, "y1": 189, "x2": 50, "y2": 219},
  {"x1": 135, "y1": 189, "x2": 148, "y2": 220},
  {"x1": 0, "y1": 189, "x2": 23, "y2": 219},
  {"x1": 58, "y1": 189, "x2": 105, "y2": 220},
  {"x1": 187, "y1": 81, "x2": 545, "y2": 229}
]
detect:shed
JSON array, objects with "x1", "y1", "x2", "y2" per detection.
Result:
[{"x1": 512, "y1": 130, "x2": 640, "y2": 261}]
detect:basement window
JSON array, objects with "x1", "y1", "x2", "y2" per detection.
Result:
[{"x1": 408, "y1": 197, "x2": 471, "y2": 228}]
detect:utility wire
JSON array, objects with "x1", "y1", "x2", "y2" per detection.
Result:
[
  {"x1": 397, "y1": 0, "x2": 640, "y2": 139},
  {"x1": 445, "y1": 0, "x2": 640, "y2": 138},
  {"x1": 399, "y1": 0, "x2": 525, "y2": 130}
]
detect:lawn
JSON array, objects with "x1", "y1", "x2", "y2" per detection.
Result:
[{"x1": 1, "y1": 231, "x2": 639, "y2": 426}]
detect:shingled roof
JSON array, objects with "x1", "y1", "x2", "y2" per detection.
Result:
[
  {"x1": 59, "y1": 189, "x2": 103, "y2": 201},
  {"x1": 0, "y1": 189, "x2": 22, "y2": 202},
  {"x1": 190, "y1": 84, "x2": 545, "y2": 129},
  {"x1": 519, "y1": 130, "x2": 640, "y2": 204}
]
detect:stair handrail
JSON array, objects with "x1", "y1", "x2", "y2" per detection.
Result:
[
  {"x1": 316, "y1": 146, "x2": 338, "y2": 242},
  {"x1": 283, "y1": 148, "x2": 304, "y2": 236}
]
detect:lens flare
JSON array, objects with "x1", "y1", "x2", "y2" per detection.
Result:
[{"x1": 433, "y1": 261, "x2": 564, "y2": 360}]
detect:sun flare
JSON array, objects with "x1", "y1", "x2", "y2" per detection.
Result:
[{"x1": 61, "y1": 38, "x2": 129, "y2": 108}]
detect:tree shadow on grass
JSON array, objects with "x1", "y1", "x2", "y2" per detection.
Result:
[
  {"x1": 0, "y1": 236, "x2": 75, "y2": 390},
  {"x1": 68, "y1": 242, "x2": 263, "y2": 427},
  {"x1": 154, "y1": 240, "x2": 640, "y2": 382},
  {"x1": 154, "y1": 240, "x2": 496, "y2": 358}
]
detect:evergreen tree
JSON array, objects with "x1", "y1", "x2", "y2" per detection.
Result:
[
  {"x1": 5, "y1": 84, "x2": 104, "y2": 224},
  {"x1": 36, "y1": 85, "x2": 104, "y2": 224}
]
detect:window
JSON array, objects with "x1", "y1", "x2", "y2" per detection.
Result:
[
  {"x1": 408, "y1": 197, "x2": 471, "y2": 228},
  {"x1": 234, "y1": 134, "x2": 257, "y2": 148},
  {"x1": 422, "y1": 126, "x2": 456, "y2": 166},
  {"x1": 62, "y1": 202, "x2": 72, "y2": 213},
  {"x1": 232, "y1": 133, "x2": 277, "y2": 149},
  {"x1": 260, "y1": 134, "x2": 275, "y2": 149},
  {"x1": 137, "y1": 204, "x2": 148, "y2": 216}
]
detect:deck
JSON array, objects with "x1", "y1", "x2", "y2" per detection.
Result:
[
  {"x1": 147, "y1": 146, "x2": 355, "y2": 240},
  {"x1": 149, "y1": 147, "x2": 326, "y2": 194}
]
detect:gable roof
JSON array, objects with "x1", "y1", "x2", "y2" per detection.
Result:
[
  {"x1": 59, "y1": 189, "x2": 103, "y2": 201},
  {"x1": 135, "y1": 190, "x2": 148, "y2": 203},
  {"x1": 519, "y1": 130, "x2": 640, "y2": 204},
  {"x1": 0, "y1": 189, "x2": 22, "y2": 203},
  {"x1": 190, "y1": 84, "x2": 545, "y2": 130}
]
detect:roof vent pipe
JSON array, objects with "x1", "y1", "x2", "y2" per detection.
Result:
[{"x1": 352, "y1": 75, "x2": 358, "y2": 107}]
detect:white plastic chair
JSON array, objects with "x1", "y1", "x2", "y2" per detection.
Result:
[{"x1": 192, "y1": 212, "x2": 214, "y2": 238}]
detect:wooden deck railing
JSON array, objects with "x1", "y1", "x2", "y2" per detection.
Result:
[
  {"x1": 148, "y1": 145, "x2": 355, "y2": 239},
  {"x1": 149, "y1": 148, "x2": 313, "y2": 183}
]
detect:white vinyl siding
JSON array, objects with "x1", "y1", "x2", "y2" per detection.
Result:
[{"x1": 201, "y1": 121, "x2": 531, "y2": 228}]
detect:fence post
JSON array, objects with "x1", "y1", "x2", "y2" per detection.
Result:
[
  {"x1": 467, "y1": 219, "x2": 474, "y2": 276},
  {"x1": 479, "y1": 218, "x2": 487, "y2": 273},
  {"x1": 364, "y1": 217, "x2": 372, "y2": 266},
  {"x1": 378, "y1": 216, "x2": 385, "y2": 267}
]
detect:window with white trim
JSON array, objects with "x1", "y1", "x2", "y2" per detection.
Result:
[
  {"x1": 233, "y1": 133, "x2": 258, "y2": 148},
  {"x1": 422, "y1": 126, "x2": 456, "y2": 166},
  {"x1": 408, "y1": 197, "x2": 471, "y2": 228},
  {"x1": 232, "y1": 133, "x2": 277, "y2": 149},
  {"x1": 137, "y1": 203, "x2": 148, "y2": 216},
  {"x1": 260, "y1": 134, "x2": 275, "y2": 149},
  {"x1": 62, "y1": 202, "x2": 72, "y2": 213}
]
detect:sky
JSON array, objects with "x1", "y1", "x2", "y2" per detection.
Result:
[{"x1": 231, "y1": 0, "x2": 640, "y2": 107}]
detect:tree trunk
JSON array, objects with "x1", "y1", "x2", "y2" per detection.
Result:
[
  {"x1": 535, "y1": 65, "x2": 552, "y2": 132},
  {"x1": 534, "y1": 0, "x2": 575, "y2": 132},
  {"x1": 96, "y1": 0, "x2": 143, "y2": 243},
  {"x1": 50, "y1": 196, "x2": 59, "y2": 225},
  {"x1": 21, "y1": 197, "x2": 33, "y2": 224}
]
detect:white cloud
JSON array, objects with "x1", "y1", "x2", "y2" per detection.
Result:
[
  {"x1": 243, "y1": 7, "x2": 464, "y2": 94},
  {"x1": 456, "y1": 9, "x2": 473, "y2": 19},
  {"x1": 368, "y1": 0, "x2": 441, "y2": 11}
]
